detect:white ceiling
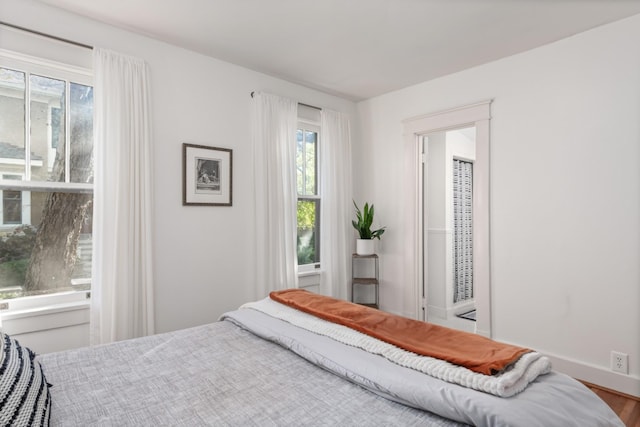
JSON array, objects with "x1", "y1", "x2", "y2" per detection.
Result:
[{"x1": 36, "y1": 0, "x2": 640, "y2": 101}]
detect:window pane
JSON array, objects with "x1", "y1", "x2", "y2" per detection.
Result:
[
  {"x1": 2, "y1": 190, "x2": 22, "y2": 224},
  {"x1": 0, "y1": 191, "x2": 92, "y2": 299},
  {"x1": 2, "y1": 175, "x2": 23, "y2": 225},
  {"x1": 30, "y1": 74, "x2": 66, "y2": 182},
  {"x1": 0, "y1": 68, "x2": 26, "y2": 178},
  {"x1": 297, "y1": 199, "x2": 319, "y2": 265},
  {"x1": 69, "y1": 83, "x2": 94, "y2": 183},
  {"x1": 296, "y1": 128, "x2": 318, "y2": 196},
  {"x1": 304, "y1": 131, "x2": 316, "y2": 195},
  {"x1": 296, "y1": 129, "x2": 304, "y2": 194}
]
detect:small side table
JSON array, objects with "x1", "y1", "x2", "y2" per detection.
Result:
[{"x1": 351, "y1": 253, "x2": 379, "y2": 308}]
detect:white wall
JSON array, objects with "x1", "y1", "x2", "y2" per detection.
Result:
[
  {"x1": 356, "y1": 14, "x2": 640, "y2": 395},
  {"x1": 426, "y1": 132, "x2": 447, "y2": 318},
  {"x1": 1, "y1": 0, "x2": 357, "y2": 335}
]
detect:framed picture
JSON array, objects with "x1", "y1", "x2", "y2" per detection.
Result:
[{"x1": 182, "y1": 143, "x2": 232, "y2": 206}]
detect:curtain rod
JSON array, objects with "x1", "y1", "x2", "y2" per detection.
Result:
[
  {"x1": 250, "y1": 91, "x2": 321, "y2": 111},
  {"x1": 0, "y1": 21, "x2": 93, "y2": 50}
]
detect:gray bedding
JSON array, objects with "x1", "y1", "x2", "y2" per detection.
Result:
[
  {"x1": 38, "y1": 318, "x2": 462, "y2": 426},
  {"x1": 38, "y1": 307, "x2": 622, "y2": 427},
  {"x1": 224, "y1": 308, "x2": 623, "y2": 427}
]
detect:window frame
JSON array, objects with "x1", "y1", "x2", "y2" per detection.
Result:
[
  {"x1": 296, "y1": 119, "x2": 321, "y2": 274},
  {"x1": 0, "y1": 49, "x2": 94, "y2": 306},
  {"x1": 0, "y1": 50, "x2": 93, "y2": 193}
]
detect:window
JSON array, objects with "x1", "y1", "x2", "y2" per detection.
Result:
[
  {"x1": 2, "y1": 175, "x2": 24, "y2": 225},
  {"x1": 296, "y1": 121, "x2": 320, "y2": 271},
  {"x1": 0, "y1": 55, "x2": 93, "y2": 300}
]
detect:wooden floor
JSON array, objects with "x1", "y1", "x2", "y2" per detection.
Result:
[{"x1": 582, "y1": 382, "x2": 640, "y2": 427}]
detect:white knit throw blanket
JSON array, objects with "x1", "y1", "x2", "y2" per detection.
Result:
[{"x1": 241, "y1": 298, "x2": 551, "y2": 397}]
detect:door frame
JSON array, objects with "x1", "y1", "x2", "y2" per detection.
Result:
[{"x1": 402, "y1": 100, "x2": 492, "y2": 337}]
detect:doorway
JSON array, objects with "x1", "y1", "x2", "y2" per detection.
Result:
[
  {"x1": 402, "y1": 100, "x2": 492, "y2": 337},
  {"x1": 423, "y1": 127, "x2": 476, "y2": 333}
]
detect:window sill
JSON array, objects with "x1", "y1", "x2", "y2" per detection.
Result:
[
  {"x1": 1, "y1": 298, "x2": 90, "y2": 353},
  {"x1": 2, "y1": 299, "x2": 89, "y2": 321},
  {"x1": 298, "y1": 270, "x2": 322, "y2": 278},
  {"x1": 1, "y1": 290, "x2": 90, "y2": 312},
  {"x1": 298, "y1": 270, "x2": 321, "y2": 292},
  {"x1": 0, "y1": 290, "x2": 91, "y2": 336}
]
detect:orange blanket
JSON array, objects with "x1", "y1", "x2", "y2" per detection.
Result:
[{"x1": 270, "y1": 289, "x2": 530, "y2": 375}]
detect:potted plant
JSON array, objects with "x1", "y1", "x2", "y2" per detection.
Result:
[{"x1": 352, "y1": 200, "x2": 386, "y2": 255}]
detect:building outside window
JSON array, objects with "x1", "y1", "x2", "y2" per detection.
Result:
[{"x1": 0, "y1": 55, "x2": 93, "y2": 300}]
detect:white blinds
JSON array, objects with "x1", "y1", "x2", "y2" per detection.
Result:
[{"x1": 453, "y1": 159, "x2": 473, "y2": 303}]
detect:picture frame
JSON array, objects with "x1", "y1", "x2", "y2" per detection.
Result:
[{"x1": 182, "y1": 143, "x2": 232, "y2": 206}]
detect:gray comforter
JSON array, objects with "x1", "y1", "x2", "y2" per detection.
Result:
[
  {"x1": 224, "y1": 308, "x2": 623, "y2": 427},
  {"x1": 39, "y1": 317, "x2": 461, "y2": 426},
  {"x1": 38, "y1": 308, "x2": 622, "y2": 426}
]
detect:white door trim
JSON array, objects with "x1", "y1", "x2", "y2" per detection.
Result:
[{"x1": 402, "y1": 100, "x2": 492, "y2": 337}]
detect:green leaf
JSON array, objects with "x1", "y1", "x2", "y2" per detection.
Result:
[{"x1": 352, "y1": 200, "x2": 386, "y2": 240}]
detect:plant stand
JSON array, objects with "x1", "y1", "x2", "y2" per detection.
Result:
[{"x1": 351, "y1": 253, "x2": 379, "y2": 308}]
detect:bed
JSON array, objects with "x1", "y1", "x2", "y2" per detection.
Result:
[{"x1": 1, "y1": 290, "x2": 623, "y2": 426}]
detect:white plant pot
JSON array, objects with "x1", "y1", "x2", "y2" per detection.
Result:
[{"x1": 356, "y1": 239, "x2": 375, "y2": 256}]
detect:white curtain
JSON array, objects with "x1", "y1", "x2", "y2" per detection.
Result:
[
  {"x1": 90, "y1": 48, "x2": 155, "y2": 345},
  {"x1": 453, "y1": 159, "x2": 473, "y2": 303},
  {"x1": 251, "y1": 92, "x2": 299, "y2": 299},
  {"x1": 320, "y1": 109, "x2": 352, "y2": 299}
]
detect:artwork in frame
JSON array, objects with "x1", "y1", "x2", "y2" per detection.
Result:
[{"x1": 183, "y1": 143, "x2": 232, "y2": 206}]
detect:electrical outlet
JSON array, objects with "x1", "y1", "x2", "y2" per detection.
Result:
[{"x1": 611, "y1": 351, "x2": 628, "y2": 374}]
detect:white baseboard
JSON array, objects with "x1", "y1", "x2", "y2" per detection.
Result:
[{"x1": 545, "y1": 352, "x2": 640, "y2": 398}]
